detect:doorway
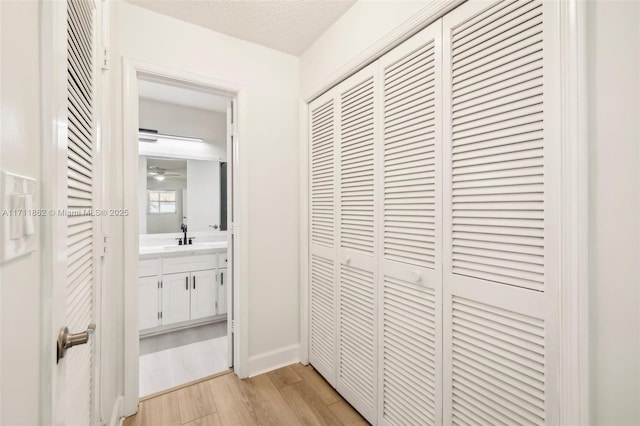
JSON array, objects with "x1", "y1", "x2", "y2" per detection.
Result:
[
  {"x1": 121, "y1": 61, "x2": 244, "y2": 412},
  {"x1": 135, "y1": 78, "x2": 234, "y2": 397}
]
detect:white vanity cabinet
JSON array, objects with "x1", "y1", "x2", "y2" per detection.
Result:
[
  {"x1": 139, "y1": 258, "x2": 161, "y2": 330},
  {"x1": 161, "y1": 272, "x2": 192, "y2": 325},
  {"x1": 139, "y1": 276, "x2": 161, "y2": 330},
  {"x1": 138, "y1": 248, "x2": 228, "y2": 333},
  {"x1": 191, "y1": 269, "x2": 217, "y2": 320}
]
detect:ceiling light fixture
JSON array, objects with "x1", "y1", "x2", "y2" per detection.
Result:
[
  {"x1": 154, "y1": 175, "x2": 165, "y2": 181},
  {"x1": 139, "y1": 128, "x2": 203, "y2": 143}
]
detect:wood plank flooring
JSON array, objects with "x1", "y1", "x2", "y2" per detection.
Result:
[{"x1": 124, "y1": 364, "x2": 369, "y2": 426}]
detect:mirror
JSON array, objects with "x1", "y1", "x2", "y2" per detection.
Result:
[{"x1": 139, "y1": 156, "x2": 226, "y2": 234}]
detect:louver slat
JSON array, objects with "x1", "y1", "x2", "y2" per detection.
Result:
[
  {"x1": 340, "y1": 77, "x2": 375, "y2": 255},
  {"x1": 379, "y1": 22, "x2": 442, "y2": 426},
  {"x1": 443, "y1": 1, "x2": 556, "y2": 425},
  {"x1": 311, "y1": 99, "x2": 335, "y2": 248},
  {"x1": 339, "y1": 264, "x2": 375, "y2": 406},
  {"x1": 452, "y1": 297, "x2": 546, "y2": 426},
  {"x1": 451, "y1": 0, "x2": 544, "y2": 292},
  {"x1": 383, "y1": 277, "x2": 437, "y2": 425},
  {"x1": 310, "y1": 255, "x2": 336, "y2": 381},
  {"x1": 66, "y1": 1, "x2": 95, "y2": 424},
  {"x1": 383, "y1": 39, "x2": 437, "y2": 269}
]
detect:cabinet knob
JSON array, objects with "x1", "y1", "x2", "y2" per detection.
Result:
[
  {"x1": 410, "y1": 271, "x2": 421, "y2": 284},
  {"x1": 343, "y1": 255, "x2": 351, "y2": 265}
]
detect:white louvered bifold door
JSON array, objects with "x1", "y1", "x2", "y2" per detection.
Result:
[
  {"x1": 377, "y1": 21, "x2": 443, "y2": 426},
  {"x1": 442, "y1": 1, "x2": 560, "y2": 424},
  {"x1": 335, "y1": 63, "x2": 379, "y2": 424},
  {"x1": 309, "y1": 90, "x2": 339, "y2": 386},
  {"x1": 66, "y1": 0, "x2": 98, "y2": 424}
]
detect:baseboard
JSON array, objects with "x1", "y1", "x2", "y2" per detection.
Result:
[
  {"x1": 248, "y1": 343, "x2": 300, "y2": 377},
  {"x1": 109, "y1": 395, "x2": 123, "y2": 426}
]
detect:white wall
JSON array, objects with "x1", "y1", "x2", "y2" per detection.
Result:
[
  {"x1": 0, "y1": 1, "x2": 42, "y2": 424},
  {"x1": 138, "y1": 98, "x2": 227, "y2": 161},
  {"x1": 587, "y1": 1, "x2": 640, "y2": 424},
  {"x1": 107, "y1": 0, "x2": 300, "y2": 390},
  {"x1": 300, "y1": 0, "x2": 427, "y2": 98}
]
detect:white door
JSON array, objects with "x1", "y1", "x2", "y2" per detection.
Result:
[
  {"x1": 162, "y1": 272, "x2": 191, "y2": 325},
  {"x1": 217, "y1": 268, "x2": 227, "y2": 315},
  {"x1": 191, "y1": 269, "x2": 217, "y2": 319},
  {"x1": 52, "y1": 0, "x2": 101, "y2": 425},
  {"x1": 442, "y1": 1, "x2": 559, "y2": 424},
  {"x1": 308, "y1": 89, "x2": 338, "y2": 386},
  {"x1": 139, "y1": 277, "x2": 160, "y2": 330},
  {"x1": 335, "y1": 63, "x2": 379, "y2": 424},
  {"x1": 377, "y1": 20, "x2": 443, "y2": 426}
]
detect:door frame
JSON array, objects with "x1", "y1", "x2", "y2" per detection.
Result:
[
  {"x1": 299, "y1": 0, "x2": 590, "y2": 424},
  {"x1": 121, "y1": 58, "x2": 248, "y2": 416}
]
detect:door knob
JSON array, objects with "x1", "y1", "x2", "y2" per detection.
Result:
[{"x1": 57, "y1": 324, "x2": 96, "y2": 363}]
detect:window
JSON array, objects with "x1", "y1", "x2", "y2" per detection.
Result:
[{"x1": 148, "y1": 190, "x2": 176, "y2": 214}]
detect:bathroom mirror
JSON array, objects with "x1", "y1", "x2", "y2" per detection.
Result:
[{"x1": 139, "y1": 156, "x2": 226, "y2": 234}]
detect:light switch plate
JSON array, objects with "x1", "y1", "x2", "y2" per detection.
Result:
[{"x1": 2, "y1": 171, "x2": 37, "y2": 263}]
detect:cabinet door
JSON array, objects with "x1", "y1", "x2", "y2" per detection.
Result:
[
  {"x1": 190, "y1": 269, "x2": 217, "y2": 320},
  {"x1": 139, "y1": 276, "x2": 160, "y2": 330},
  {"x1": 217, "y1": 268, "x2": 227, "y2": 315},
  {"x1": 162, "y1": 272, "x2": 191, "y2": 325}
]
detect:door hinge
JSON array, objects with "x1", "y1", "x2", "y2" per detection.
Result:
[
  {"x1": 230, "y1": 320, "x2": 236, "y2": 333},
  {"x1": 101, "y1": 47, "x2": 110, "y2": 71},
  {"x1": 99, "y1": 234, "x2": 109, "y2": 257},
  {"x1": 229, "y1": 222, "x2": 235, "y2": 234}
]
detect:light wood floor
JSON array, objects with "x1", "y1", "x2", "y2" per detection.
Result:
[{"x1": 124, "y1": 363, "x2": 369, "y2": 426}]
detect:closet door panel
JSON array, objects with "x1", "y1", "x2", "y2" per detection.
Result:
[
  {"x1": 442, "y1": 1, "x2": 559, "y2": 425},
  {"x1": 309, "y1": 91, "x2": 339, "y2": 386},
  {"x1": 336, "y1": 63, "x2": 379, "y2": 424},
  {"x1": 378, "y1": 21, "x2": 443, "y2": 426}
]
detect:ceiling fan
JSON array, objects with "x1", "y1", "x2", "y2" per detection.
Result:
[{"x1": 148, "y1": 166, "x2": 182, "y2": 181}]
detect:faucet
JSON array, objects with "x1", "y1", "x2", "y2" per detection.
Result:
[{"x1": 180, "y1": 223, "x2": 188, "y2": 245}]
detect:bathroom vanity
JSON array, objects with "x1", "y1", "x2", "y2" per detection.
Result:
[{"x1": 138, "y1": 242, "x2": 227, "y2": 335}]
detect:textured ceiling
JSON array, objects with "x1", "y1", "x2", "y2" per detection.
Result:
[{"x1": 124, "y1": 0, "x2": 357, "y2": 56}]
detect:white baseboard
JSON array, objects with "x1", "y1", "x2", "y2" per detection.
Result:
[
  {"x1": 248, "y1": 343, "x2": 300, "y2": 377},
  {"x1": 109, "y1": 395, "x2": 123, "y2": 426}
]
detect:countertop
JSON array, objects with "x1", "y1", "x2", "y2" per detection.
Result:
[{"x1": 139, "y1": 241, "x2": 227, "y2": 257}]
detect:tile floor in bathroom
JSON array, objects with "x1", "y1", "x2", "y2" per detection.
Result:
[{"x1": 139, "y1": 322, "x2": 229, "y2": 397}]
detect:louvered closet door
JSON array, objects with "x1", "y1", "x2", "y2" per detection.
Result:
[
  {"x1": 335, "y1": 63, "x2": 379, "y2": 424},
  {"x1": 442, "y1": 1, "x2": 560, "y2": 424},
  {"x1": 65, "y1": 0, "x2": 98, "y2": 424},
  {"x1": 377, "y1": 20, "x2": 443, "y2": 426},
  {"x1": 309, "y1": 90, "x2": 339, "y2": 386}
]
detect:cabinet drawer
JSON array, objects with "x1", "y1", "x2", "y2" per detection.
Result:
[
  {"x1": 163, "y1": 254, "x2": 217, "y2": 274},
  {"x1": 139, "y1": 258, "x2": 159, "y2": 277}
]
